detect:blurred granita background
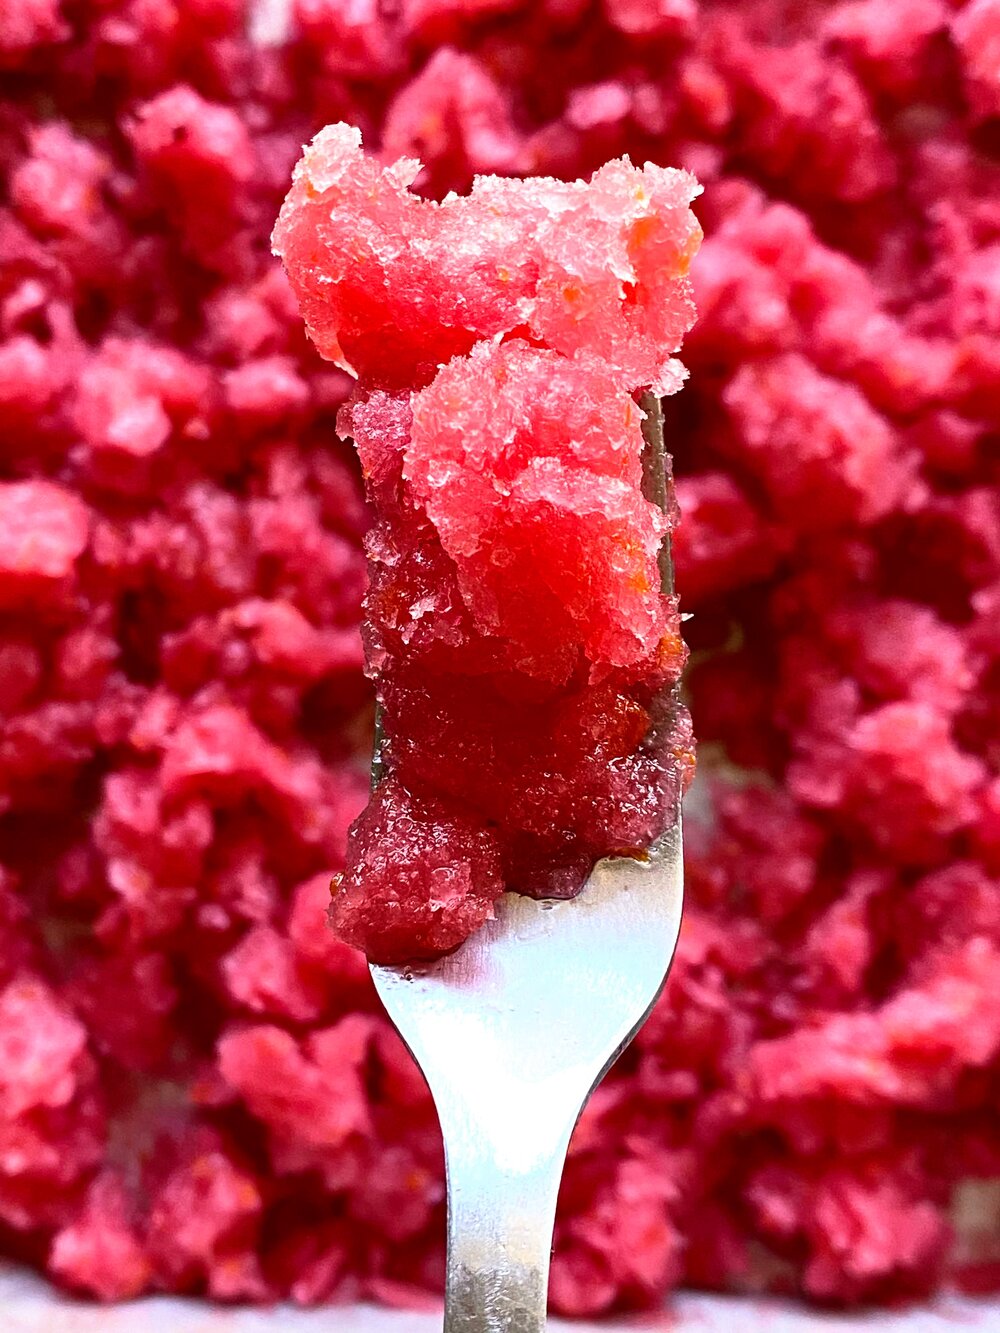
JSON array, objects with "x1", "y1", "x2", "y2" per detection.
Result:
[{"x1": 0, "y1": 0, "x2": 999, "y2": 1313}]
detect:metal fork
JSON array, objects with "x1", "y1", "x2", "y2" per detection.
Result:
[{"x1": 370, "y1": 395, "x2": 685, "y2": 1333}]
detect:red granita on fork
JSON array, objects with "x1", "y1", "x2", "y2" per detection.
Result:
[{"x1": 273, "y1": 124, "x2": 702, "y2": 962}]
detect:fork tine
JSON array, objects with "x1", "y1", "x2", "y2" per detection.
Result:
[{"x1": 638, "y1": 390, "x2": 675, "y2": 597}]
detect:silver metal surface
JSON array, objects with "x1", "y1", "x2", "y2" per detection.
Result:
[
  {"x1": 371, "y1": 826, "x2": 683, "y2": 1333},
  {"x1": 371, "y1": 394, "x2": 684, "y2": 1333}
]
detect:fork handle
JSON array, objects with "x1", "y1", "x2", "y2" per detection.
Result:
[{"x1": 441, "y1": 1111, "x2": 574, "y2": 1333}]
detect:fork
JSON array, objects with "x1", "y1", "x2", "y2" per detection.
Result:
[{"x1": 370, "y1": 394, "x2": 685, "y2": 1333}]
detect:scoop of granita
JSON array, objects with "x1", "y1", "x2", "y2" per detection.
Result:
[
  {"x1": 275, "y1": 127, "x2": 699, "y2": 962},
  {"x1": 272, "y1": 122, "x2": 701, "y2": 394}
]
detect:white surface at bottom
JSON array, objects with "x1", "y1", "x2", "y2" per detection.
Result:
[{"x1": 3, "y1": 1266, "x2": 998, "y2": 1332}]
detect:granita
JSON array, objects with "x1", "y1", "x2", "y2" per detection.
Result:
[
  {"x1": 3, "y1": 0, "x2": 997, "y2": 1310},
  {"x1": 273, "y1": 125, "x2": 702, "y2": 962}
]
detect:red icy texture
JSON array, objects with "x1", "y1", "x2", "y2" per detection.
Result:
[
  {"x1": 274, "y1": 124, "x2": 699, "y2": 962},
  {"x1": 0, "y1": 0, "x2": 66, "y2": 64},
  {"x1": 0, "y1": 481, "x2": 89, "y2": 601},
  {"x1": 333, "y1": 776, "x2": 505, "y2": 962},
  {"x1": 0, "y1": 0, "x2": 998, "y2": 1315},
  {"x1": 274, "y1": 123, "x2": 699, "y2": 396}
]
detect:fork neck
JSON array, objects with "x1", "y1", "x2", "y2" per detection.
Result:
[
  {"x1": 443, "y1": 1150, "x2": 564, "y2": 1333},
  {"x1": 440, "y1": 1100, "x2": 576, "y2": 1333}
]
